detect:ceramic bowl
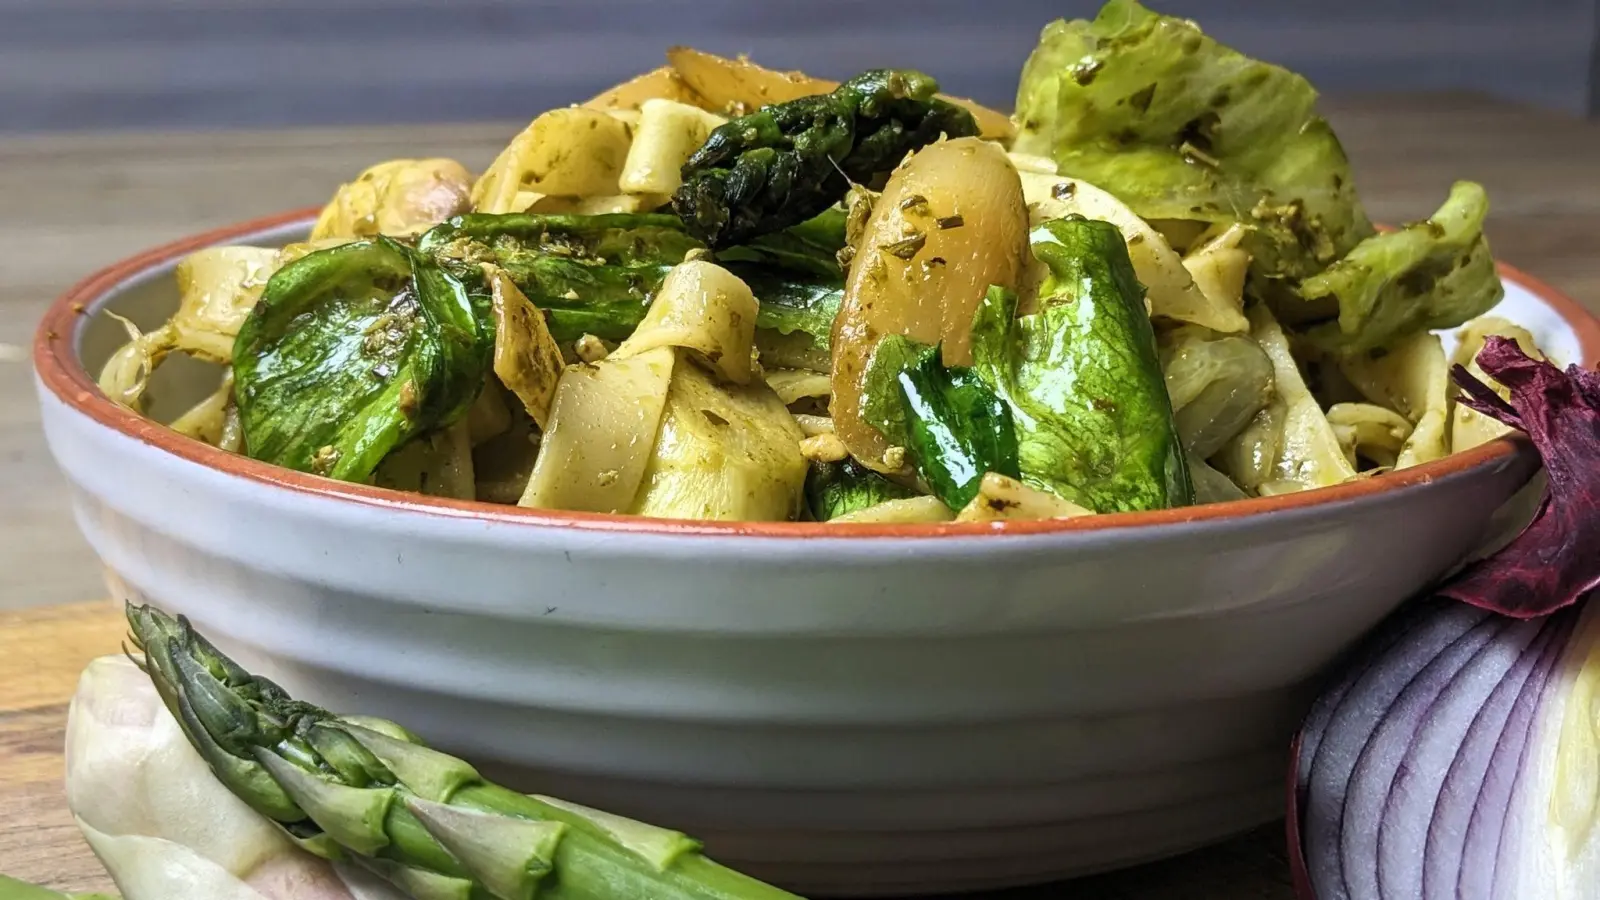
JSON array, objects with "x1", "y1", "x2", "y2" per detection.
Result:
[{"x1": 33, "y1": 210, "x2": 1600, "y2": 896}]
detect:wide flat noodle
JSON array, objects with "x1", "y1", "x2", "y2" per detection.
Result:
[
  {"x1": 472, "y1": 109, "x2": 633, "y2": 213},
  {"x1": 619, "y1": 99, "x2": 727, "y2": 196},
  {"x1": 613, "y1": 260, "x2": 758, "y2": 385},
  {"x1": 955, "y1": 473, "x2": 1093, "y2": 522},
  {"x1": 1339, "y1": 331, "x2": 1451, "y2": 468},
  {"x1": 630, "y1": 360, "x2": 807, "y2": 521},
  {"x1": 1450, "y1": 316, "x2": 1546, "y2": 451},
  {"x1": 1018, "y1": 171, "x2": 1247, "y2": 332},
  {"x1": 374, "y1": 419, "x2": 476, "y2": 501},
  {"x1": 519, "y1": 347, "x2": 677, "y2": 513},
  {"x1": 830, "y1": 495, "x2": 954, "y2": 524}
]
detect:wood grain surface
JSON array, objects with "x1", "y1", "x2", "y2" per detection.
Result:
[{"x1": 2, "y1": 92, "x2": 1600, "y2": 895}]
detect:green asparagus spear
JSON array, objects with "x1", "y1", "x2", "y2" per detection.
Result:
[
  {"x1": 124, "y1": 603, "x2": 804, "y2": 900},
  {"x1": 420, "y1": 211, "x2": 845, "y2": 349},
  {"x1": 673, "y1": 70, "x2": 979, "y2": 247},
  {"x1": 0, "y1": 875, "x2": 115, "y2": 900}
]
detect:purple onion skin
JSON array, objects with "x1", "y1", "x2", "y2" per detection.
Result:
[
  {"x1": 1423, "y1": 619, "x2": 1563, "y2": 900},
  {"x1": 1302, "y1": 602, "x2": 1491, "y2": 900},
  {"x1": 1379, "y1": 617, "x2": 1543, "y2": 900},
  {"x1": 1340, "y1": 616, "x2": 1508, "y2": 900}
]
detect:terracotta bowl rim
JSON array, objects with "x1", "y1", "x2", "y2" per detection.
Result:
[{"x1": 33, "y1": 207, "x2": 1600, "y2": 540}]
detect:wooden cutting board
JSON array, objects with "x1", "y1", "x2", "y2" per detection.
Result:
[{"x1": 0, "y1": 601, "x2": 1294, "y2": 898}]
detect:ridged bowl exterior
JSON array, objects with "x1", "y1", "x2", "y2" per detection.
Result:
[{"x1": 32, "y1": 214, "x2": 1594, "y2": 895}]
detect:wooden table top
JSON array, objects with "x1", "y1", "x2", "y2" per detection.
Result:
[{"x1": 1, "y1": 92, "x2": 1599, "y2": 896}]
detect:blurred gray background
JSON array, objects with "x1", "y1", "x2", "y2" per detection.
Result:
[{"x1": 2, "y1": 0, "x2": 1597, "y2": 133}]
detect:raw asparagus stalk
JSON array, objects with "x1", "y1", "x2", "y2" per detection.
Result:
[{"x1": 125, "y1": 603, "x2": 804, "y2": 900}]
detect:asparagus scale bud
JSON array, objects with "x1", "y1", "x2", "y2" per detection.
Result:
[{"x1": 125, "y1": 603, "x2": 804, "y2": 900}]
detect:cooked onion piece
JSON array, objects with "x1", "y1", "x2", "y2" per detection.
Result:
[
  {"x1": 98, "y1": 313, "x2": 175, "y2": 413},
  {"x1": 311, "y1": 159, "x2": 472, "y2": 241}
]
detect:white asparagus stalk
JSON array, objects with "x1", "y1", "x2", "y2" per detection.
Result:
[{"x1": 64, "y1": 655, "x2": 406, "y2": 900}]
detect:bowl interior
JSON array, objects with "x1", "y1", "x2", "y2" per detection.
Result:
[{"x1": 76, "y1": 219, "x2": 312, "y2": 422}]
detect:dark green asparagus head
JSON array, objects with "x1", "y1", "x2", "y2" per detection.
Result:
[
  {"x1": 673, "y1": 68, "x2": 979, "y2": 248},
  {"x1": 125, "y1": 603, "x2": 549, "y2": 897},
  {"x1": 126, "y1": 603, "x2": 403, "y2": 828}
]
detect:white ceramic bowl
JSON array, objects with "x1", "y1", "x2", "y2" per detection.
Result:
[{"x1": 34, "y1": 210, "x2": 1600, "y2": 896}]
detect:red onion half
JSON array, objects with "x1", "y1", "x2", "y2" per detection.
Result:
[{"x1": 1289, "y1": 596, "x2": 1598, "y2": 899}]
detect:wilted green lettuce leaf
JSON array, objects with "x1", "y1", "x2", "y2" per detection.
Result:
[
  {"x1": 971, "y1": 217, "x2": 1192, "y2": 512},
  {"x1": 729, "y1": 269, "x2": 843, "y2": 352},
  {"x1": 1013, "y1": 0, "x2": 1372, "y2": 284},
  {"x1": 233, "y1": 238, "x2": 492, "y2": 483},
  {"x1": 860, "y1": 333, "x2": 932, "y2": 450},
  {"x1": 1301, "y1": 181, "x2": 1504, "y2": 353},
  {"x1": 953, "y1": 217, "x2": 1196, "y2": 512},
  {"x1": 805, "y1": 458, "x2": 920, "y2": 521},
  {"x1": 858, "y1": 333, "x2": 1020, "y2": 507},
  {"x1": 890, "y1": 344, "x2": 1022, "y2": 510}
]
